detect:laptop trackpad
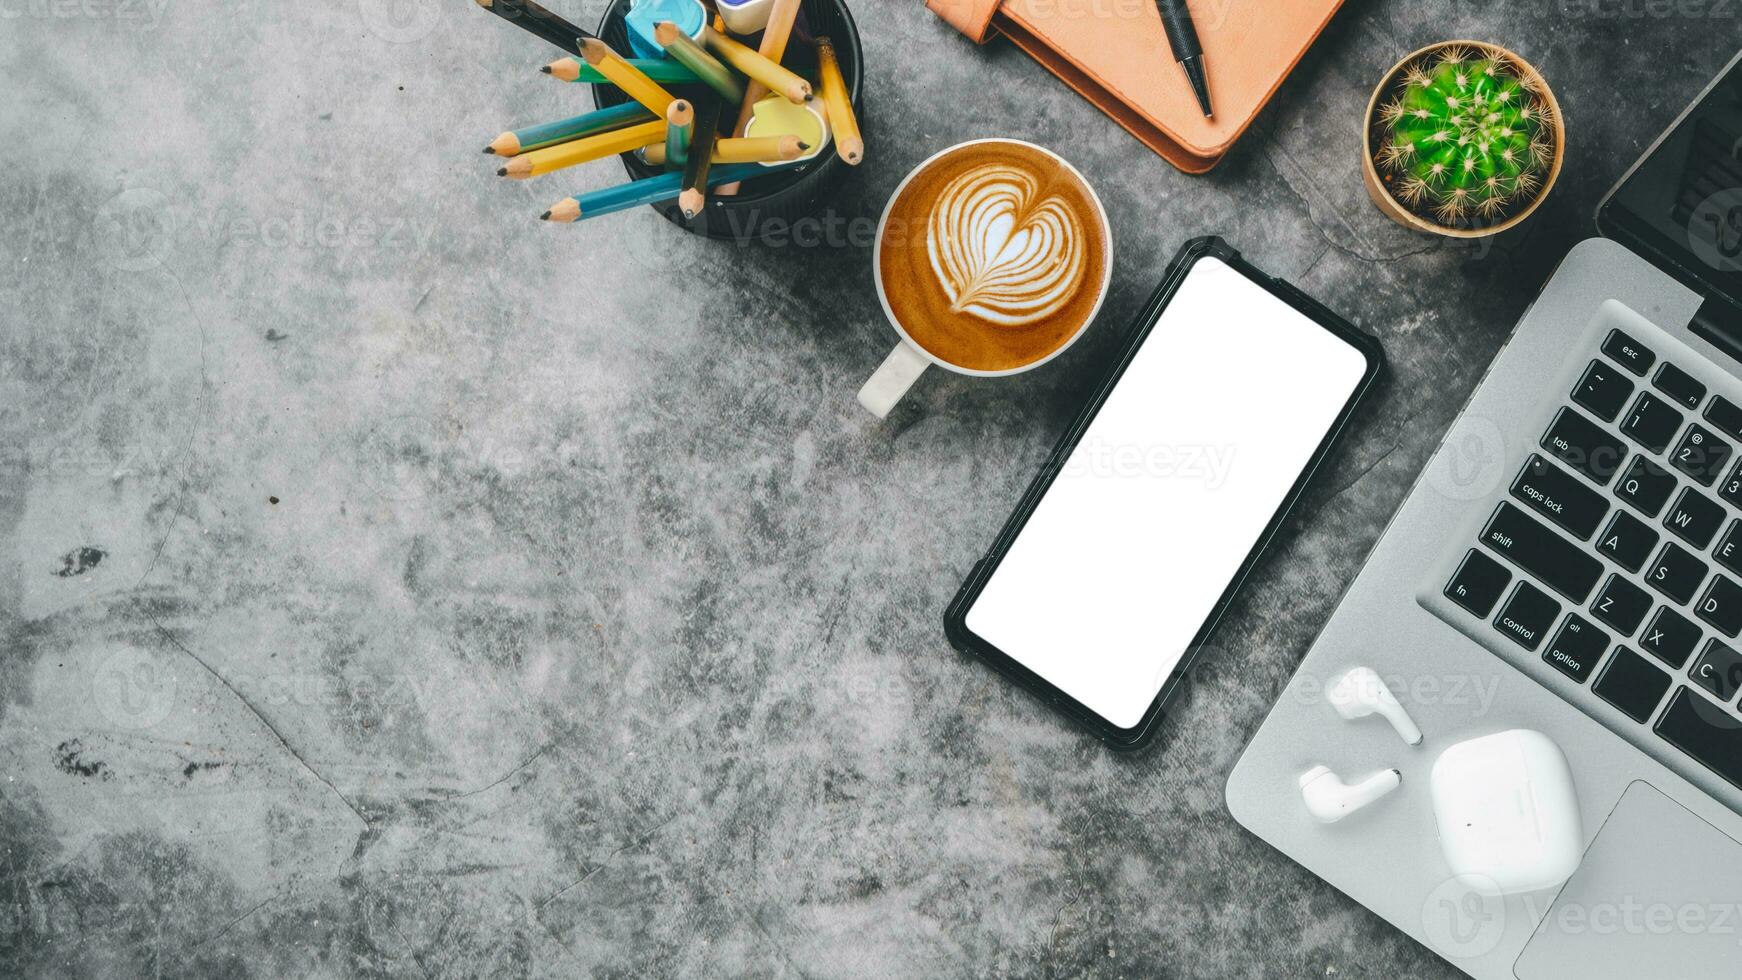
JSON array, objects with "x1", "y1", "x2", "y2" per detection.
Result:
[{"x1": 1515, "y1": 782, "x2": 1742, "y2": 979}]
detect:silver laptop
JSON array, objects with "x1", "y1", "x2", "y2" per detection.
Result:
[{"x1": 1228, "y1": 49, "x2": 1742, "y2": 979}]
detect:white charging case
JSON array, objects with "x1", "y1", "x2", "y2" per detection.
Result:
[{"x1": 1429, "y1": 729, "x2": 1583, "y2": 895}]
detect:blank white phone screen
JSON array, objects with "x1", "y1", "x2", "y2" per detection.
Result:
[{"x1": 964, "y1": 257, "x2": 1369, "y2": 729}]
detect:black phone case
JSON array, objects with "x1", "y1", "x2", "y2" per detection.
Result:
[{"x1": 942, "y1": 236, "x2": 1385, "y2": 751}]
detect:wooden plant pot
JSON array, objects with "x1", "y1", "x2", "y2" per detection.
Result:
[{"x1": 1361, "y1": 40, "x2": 1565, "y2": 238}]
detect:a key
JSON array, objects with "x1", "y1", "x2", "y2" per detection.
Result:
[
  {"x1": 1696, "y1": 575, "x2": 1742, "y2": 638},
  {"x1": 1510, "y1": 454, "x2": 1608, "y2": 540},
  {"x1": 1705, "y1": 395, "x2": 1742, "y2": 441},
  {"x1": 1602, "y1": 328, "x2": 1656, "y2": 376},
  {"x1": 1494, "y1": 581, "x2": 1561, "y2": 651},
  {"x1": 1654, "y1": 362, "x2": 1707, "y2": 410},
  {"x1": 1593, "y1": 647, "x2": 1672, "y2": 723},
  {"x1": 1444, "y1": 550, "x2": 1511, "y2": 618},
  {"x1": 1591, "y1": 574, "x2": 1651, "y2": 635},
  {"x1": 1669, "y1": 424, "x2": 1733, "y2": 486},
  {"x1": 1645, "y1": 542, "x2": 1709, "y2": 605},
  {"x1": 1657, "y1": 688, "x2": 1742, "y2": 790},
  {"x1": 1541, "y1": 408, "x2": 1627, "y2": 485},
  {"x1": 1620, "y1": 392, "x2": 1684, "y2": 454},
  {"x1": 1596, "y1": 510, "x2": 1659, "y2": 572},
  {"x1": 1641, "y1": 606, "x2": 1702, "y2": 668},
  {"x1": 1715, "y1": 521, "x2": 1742, "y2": 576},
  {"x1": 1690, "y1": 639, "x2": 1742, "y2": 701},
  {"x1": 1479, "y1": 503, "x2": 1604, "y2": 603},
  {"x1": 1663, "y1": 488, "x2": 1725, "y2": 548},
  {"x1": 1722, "y1": 460, "x2": 1742, "y2": 508},
  {"x1": 1543, "y1": 613, "x2": 1608, "y2": 682},
  {"x1": 1615, "y1": 455, "x2": 1678, "y2": 517},
  {"x1": 1571, "y1": 360, "x2": 1634, "y2": 422}
]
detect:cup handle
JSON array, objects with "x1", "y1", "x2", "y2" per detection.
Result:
[{"x1": 858, "y1": 342, "x2": 929, "y2": 419}]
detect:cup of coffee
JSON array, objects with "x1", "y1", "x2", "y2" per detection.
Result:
[{"x1": 858, "y1": 138, "x2": 1113, "y2": 418}]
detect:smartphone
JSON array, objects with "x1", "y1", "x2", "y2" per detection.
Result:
[{"x1": 944, "y1": 238, "x2": 1383, "y2": 750}]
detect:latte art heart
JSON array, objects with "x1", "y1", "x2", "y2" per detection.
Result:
[{"x1": 926, "y1": 163, "x2": 1089, "y2": 327}]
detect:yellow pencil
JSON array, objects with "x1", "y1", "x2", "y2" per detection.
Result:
[
  {"x1": 701, "y1": 27, "x2": 810, "y2": 105},
  {"x1": 814, "y1": 37, "x2": 862, "y2": 166},
  {"x1": 713, "y1": 135, "x2": 807, "y2": 164},
  {"x1": 719, "y1": 0, "x2": 802, "y2": 195},
  {"x1": 578, "y1": 38, "x2": 678, "y2": 115},
  {"x1": 497, "y1": 119, "x2": 667, "y2": 179}
]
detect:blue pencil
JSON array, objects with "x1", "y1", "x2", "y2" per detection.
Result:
[
  {"x1": 484, "y1": 101, "x2": 655, "y2": 156},
  {"x1": 542, "y1": 159, "x2": 805, "y2": 223}
]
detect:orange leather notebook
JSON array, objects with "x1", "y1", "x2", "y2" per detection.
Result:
[{"x1": 927, "y1": 0, "x2": 1348, "y2": 173}]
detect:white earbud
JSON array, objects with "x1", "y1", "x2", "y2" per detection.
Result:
[
  {"x1": 1328, "y1": 667, "x2": 1423, "y2": 746},
  {"x1": 1299, "y1": 765, "x2": 1402, "y2": 823}
]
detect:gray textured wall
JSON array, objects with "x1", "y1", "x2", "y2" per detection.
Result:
[{"x1": 2, "y1": 1, "x2": 1736, "y2": 977}]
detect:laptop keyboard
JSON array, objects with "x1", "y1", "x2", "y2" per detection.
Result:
[{"x1": 1439, "y1": 327, "x2": 1742, "y2": 793}]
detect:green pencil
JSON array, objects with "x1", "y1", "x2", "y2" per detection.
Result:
[
  {"x1": 543, "y1": 56, "x2": 701, "y2": 85},
  {"x1": 678, "y1": 97, "x2": 726, "y2": 219},
  {"x1": 484, "y1": 101, "x2": 656, "y2": 156},
  {"x1": 664, "y1": 100, "x2": 694, "y2": 167},
  {"x1": 654, "y1": 21, "x2": 745, "y2": 103}
]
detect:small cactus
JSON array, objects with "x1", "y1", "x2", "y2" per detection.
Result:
[{"x1": 1374, "y1": 45, "x2": 1556, "y2": 227}]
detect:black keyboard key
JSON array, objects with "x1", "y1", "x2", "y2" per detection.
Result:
[
  {"x1": 1642, "y1": 606, "x2": 1702, "y2": 668},
  {"x1": 1596, "y1": 510, "x2": 1659, "y2": 572},
  {"x1": 1645, "y1": 542, "x2": 1709, "y2": 605},
  {"x1": 1654, "y1": 362, "x2": 1706, "y2": 410},
  {"x1": 1543, "y1": 613, "x2": 1608, "y2": 682},
  {"x1": 1602, "y1": 328, "x2": 1656, "y2": 376},
  {"x1": 1571, "y1": 360, "x2": 1634, "y2": 422},
  {"x1": 1495, "y1": 581, "x2": 1561, "y2": 651},
  {"x1": 1669, "y1": 424, "x2": 1732, "y2": 486},
  {"x1": 1479, "y1": 503, "x2": 1604, "y2": 603},
  {"x1": 1594, "y1": 647, "x2": 1672, "y2": 723},
  {"x1": 1541, "y1": 408, "x2": 1627, "y2": 485},
  {"x1": 1592, "y1": 574, "x2": 1651, "y2": 635},
  {"x1": 1615, "y1": 456, "x2": 1678, "y2": 517},
  {"x1": 1663, "y1": 488, "x2": 1725, "y2": 548},
  {"x1": 1697, "y1": 575, "x2": 1742, "y2": 638},
  {"x1": 1722, "y1": 460, "x2": 1742, "y2": 508},
  {"x1": 1716, "y1": 521, "x2": 1742, "y2": 576},
  {"x1": 1510, "y1": 454, "x2": 1609, "y2": 540},
  {"x1": 1706, "y1": 395, "x2": 1742, "y2": 441},
  {"x1": 1656, "y1": 688, "x2": 1742, "y2": 790},
  {"x1": 1691, "y1": 639, "x2": 1742, "y2": 701},
  {"x1": 1620, "y1": 392, "x2": 1684, "y2": 454},
  {"x1": 1444, "y1": 549, "x2": 1511, "y2": 618}
]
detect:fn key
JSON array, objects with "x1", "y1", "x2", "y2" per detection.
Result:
[{"x1": 1446, "y1": 550, "x2": 1511, "y2": 617}]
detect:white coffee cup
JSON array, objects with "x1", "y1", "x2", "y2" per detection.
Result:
[{"x1": 857, "y1": 138, "x2": 1114, "y2": 419}]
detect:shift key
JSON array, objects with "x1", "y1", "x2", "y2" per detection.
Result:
[
  {"x1": 1542, "y1": 407, "x2": 1627, "y2": 485},
  {"x1": 1511, "y1": 454, "x2": 1609, "y2": 539},
  {"x1": 1480, "y1": 502, "x2": 1604, "y2": 603}
]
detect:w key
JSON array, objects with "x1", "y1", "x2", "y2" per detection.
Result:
[{"x1": 1695, "y1": 575, "x2": 1742, "y2": 637}]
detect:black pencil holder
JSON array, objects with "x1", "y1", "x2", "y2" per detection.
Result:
[{"x1": 591, "y1": 0, "x2": 863, "y2": 242}]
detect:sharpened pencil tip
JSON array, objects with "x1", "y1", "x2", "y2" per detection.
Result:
[
  {"x1": 540, "y1": 65, "x2": 552, "y2": 74},
  {"x1": 482, "y1": 146, "x2": 494, "y2": 154},
  {"x1": 496, "y1": 167, "x2": 508, "y2": 176},
  {"x1": 540, "y1": 211, "x2": 552, "y2": 221}
]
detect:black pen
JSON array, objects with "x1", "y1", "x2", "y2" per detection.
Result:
[{"x1": 1153, "y1": 0, "x2": 1212, "y2": 118}]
